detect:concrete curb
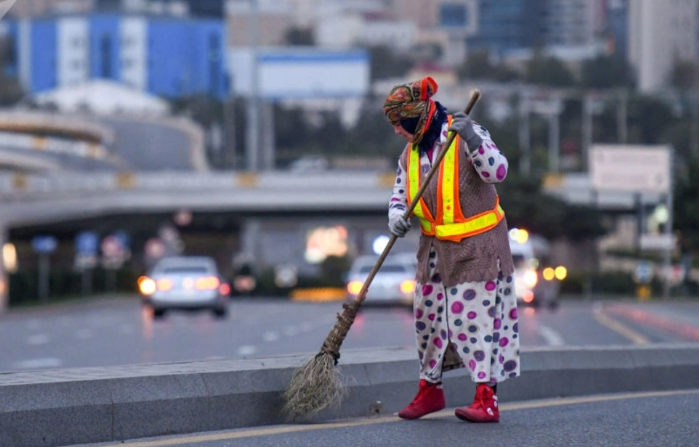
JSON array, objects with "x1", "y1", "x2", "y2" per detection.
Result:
[{"x1": 2, "y1": 344, "x2": 699, "y2": 447}]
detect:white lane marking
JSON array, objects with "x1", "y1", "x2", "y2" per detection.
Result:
[
  {"x1": 538, "y1": 325, "x2": 565, "y2": 346},
  {"x1": 13, "y1": 358, "x2": 63, "y2": 369},
  {"x1": 237, "y1": 345, "x2": 257, "y2": 356},
  {"x1": 262, "y1": 332, "x2": 279, "y2": 342},
  {"x1": 26, "y1": 334, "x2": 50, "y2": 345},
  {"x1": 76, "y1": 329, "x2": 93, "y2": 340},
  {"x1": 283, "y1": 326, "x2": 298, "y2": 336}
]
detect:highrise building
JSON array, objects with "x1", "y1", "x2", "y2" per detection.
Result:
[
  {"x1": 629, "y1": 0, "x2": 699, "y2": 92},
  {"x1": 467, "y1": 0, "x2": 546, "y2": 55},
  {"x1": 546, "y1": 0, "x2": 597, "y2": 46}
]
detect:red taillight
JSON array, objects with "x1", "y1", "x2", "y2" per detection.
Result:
[
  {"x1": 195, "y1": 276, "x2": 220, "y2": 290},
  {"x1": 219, "y1": 283, "x2": 231, "y2": 295}
]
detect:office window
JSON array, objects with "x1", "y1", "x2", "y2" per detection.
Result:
[
  {"x1": 440, "y1": 3, "x2": 469, "y2": 28},
  {"x1": 100, "y1": 35, "x2": 112, "y2": 78}
]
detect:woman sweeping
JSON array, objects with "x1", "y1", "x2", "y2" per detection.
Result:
[{"x1": 384, "y1": 76, "x2": 520, "y2": 423}]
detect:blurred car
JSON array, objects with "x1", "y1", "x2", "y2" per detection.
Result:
[
  {"x1": 138, "y1": 256, "x2": 230, "y2": 319},
  {"x1": 345, "y1": 253, "x2": 417, "y2": 308},
  {"x1": 509, "y1": 229, "x2": 563, "y2": 310}
]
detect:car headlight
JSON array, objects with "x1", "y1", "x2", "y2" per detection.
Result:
[
  {"x1": 400, "y1": 280, "x2": 416, "y2": 294},
  {"x1": 523, "y1": 269, "x2": 538, "y2": 288},
  {"x1": 347, "y1": 281, "x2": 363, "y2": 296},
  {"x1": 138, "y1": 277, "x2": 156, "y2": 295},
  {"x1": 554, "y1": 266, "x2": 567, "y2": 280},
  {"x1": 543, "y1": 267, "x2": 555, "y2": 281}
]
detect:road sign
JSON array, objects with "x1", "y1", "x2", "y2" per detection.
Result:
[
  {"x1": 101, "y1": 235, "x2": 124, "y2": 258},
  {"x1": 32, "y1": 235, "x2": 57, "y2": 254},
  {"x1": 75, "y1": 231, "x2": 99, "y2": 255},
  {"x1": 633, "y1": 261, "x2": 653, "y2": 284},
  {"x1": 590, "y1": 145, "x2": 671, "y2": 193},
  {"x1": 640, "y1": 234, "x2": 677, "y2": 251}
]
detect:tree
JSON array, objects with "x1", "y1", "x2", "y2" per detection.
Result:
[
  {"x1": 525, "y1": 51, "x2": 576, "y2": 87},
  {"x1": 580, "y1": 55, "x2": 635, "y2": 89},
  {"x1": 670, "y1": 60, "x2": 699, "y2": 91},
  {"x1": 457, "y1": 50, "x2": 520, "y2": 83},
  {"x1": 366, "y1": 45, "x2": 414, "y2": 81},
  {"x1": 0, "y1": 37, "x2": 23, "y2": 106},
  {"x1": 284, "y1": 27, "x2": 315, "y2": 46},
  {"x1": 674, "y1": 160, "x2": 699, "y2": 255},
  {"x1": 497, "y1": 174, "x2": 607, "y2": 241}
]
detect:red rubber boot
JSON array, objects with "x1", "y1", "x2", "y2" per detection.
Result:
[
  {"x1": 454, "y1": 383, "x2": 499, "y2": 423},
  {"x1": 398, "y1": 379, "x2": 446, "y2": 420}
]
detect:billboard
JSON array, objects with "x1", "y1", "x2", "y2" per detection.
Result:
[
  {"x1": 228, "y1": 48, "x2": 370, "y2": 100},
  {"x1": 590, "y1": 145, "x2": 671, "y2": 194}
]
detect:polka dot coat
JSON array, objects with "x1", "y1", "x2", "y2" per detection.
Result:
[{"x1": 414, "y1": 247, "x2": 521, "y2": 384}]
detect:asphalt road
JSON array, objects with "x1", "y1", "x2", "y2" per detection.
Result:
[
  {"x1": 77, "y1": 389, "x2": 699, "y2": 447},
  {"x1": 1, "y1": 297, "x2": 697, "y2": 372}
]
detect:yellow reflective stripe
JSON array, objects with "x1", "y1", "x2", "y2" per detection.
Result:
[
  {"x1": 441, "y1": 126, "x2": 457, "y2": 225},
  {"x1": 408, "y1": 146, "x2": 433, "y2": 233},
  {"x1": 407, "y1": 146, "x2": 424, "y2": 219},
  {"x1": 435, "y1": 210, "x2": 500, "y2": 239}
]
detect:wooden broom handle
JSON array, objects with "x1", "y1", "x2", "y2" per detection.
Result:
[{"x1": 354, "y1": 89, "x2": 482, "y2": 305}]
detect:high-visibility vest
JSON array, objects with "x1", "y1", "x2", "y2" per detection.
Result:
[{"x1": 406, "y1": 116, "x2": 505, "y2": 243}]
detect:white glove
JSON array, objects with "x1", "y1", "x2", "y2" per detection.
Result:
[{"x1": 388, "y1": 215, "x2": 411, "y2": 237}]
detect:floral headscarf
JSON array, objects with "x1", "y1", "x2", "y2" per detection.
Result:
[{"x1": 383, "y1": 76, "x2": 439, "y2": 146}]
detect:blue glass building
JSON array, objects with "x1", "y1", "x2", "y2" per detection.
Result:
[
  {"x1": 2, "y1": 13, "x2": 227, "y2": 99},
  {"x1": 467, "y1": 0, "x2": 547, "y2": 55}
]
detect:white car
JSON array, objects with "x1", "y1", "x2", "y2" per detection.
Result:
[
  {"x1": 509, "y1": 231, "x2": 561, "y2": 310},
  {"x1": 139, "y1": 256, "x2": 229, "y2": 319},
  {"x1": 345, "y1": 253, "x2": 417, "y2": 308}
]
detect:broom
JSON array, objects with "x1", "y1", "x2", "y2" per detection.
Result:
[{"x1": 282, "y1": 89, "x2": 482, "y2": 420}]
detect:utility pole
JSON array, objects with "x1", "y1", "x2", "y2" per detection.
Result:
[
  {"x1": 662, "y1": 147, "x2": 675, "y2": 300},
  {"x1": 245, "y1": 0, "x2": 261, "y2": 172},
  {"x1": 582, "y1": 93, "x2": 593, "y2": 170},
  {"x1": 691, "y1": 91, "x2": 699, "y2": 160},
  {"x1": 616, "y1": 88, "x2": 628, "y2": 144},
  {"x1": 518, "y1": 91, "x2": 531, "y2": 175},
  {"x1": 548, "y1": 110, "x2": 560, "y2": 173}
]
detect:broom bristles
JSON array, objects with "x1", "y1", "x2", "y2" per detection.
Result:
[{"x1": 282, "y1": 352, "x2": 347, "y2": 420}]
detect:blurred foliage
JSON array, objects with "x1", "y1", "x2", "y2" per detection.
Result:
[
  {"x1": 284, "y1": 27, "x2": 315, "y2": 46},
  {"x1": 319, "y1": 255, "x2": 351, "y2": 287},
  {"x1": 580, "y1": 55, "x2": 635, "y2": 89},
  {"x1": 8, "y1": 268, "x2": 138, "y2": 308},
  {"x1": 365, "y1": 45, "x2": 414, "y2": 81},
  {"x1": 524, "y1": 51, "x2": 576, "y2": 87},
  {"x1": 670, "y1": 60, "x2": 699, "y2": 91},
  {"x1": 674, "y1": 160, "x2": 699, "y2": 256},
  {"x1": 498, "y1": 173, "x2": 607, "y2": 241},
  {"x1": 0, "y1": 37, "x2": 24, "y2": 106},
  {"x1": 457, "y1": 50, "x2": 520, "y2": 83}
]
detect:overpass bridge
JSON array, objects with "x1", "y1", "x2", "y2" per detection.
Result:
[
  {"x1": 0, "y1": 170, "x2": 662, "y2": 227},
  {"x1": 0, "y1": 169, "x2": 664, "y2": 311}
]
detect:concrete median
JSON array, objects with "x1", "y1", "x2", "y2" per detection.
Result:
[{"x1": 2, "y1": 343, "x2": 699, "y2": 447}]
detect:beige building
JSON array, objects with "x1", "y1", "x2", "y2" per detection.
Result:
[
  {"x1": 629, "y1": 0, "x2": 699, "y2": 92},
  {"x1": 389, "y1": 0, "x2": 440, "y2": 29},
  {"x1": 226, "y1": 0, "x2": 294, "y2": 47},
  {"x1": 5, "y1": 0, "x2": 92, "y2": 17}
]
